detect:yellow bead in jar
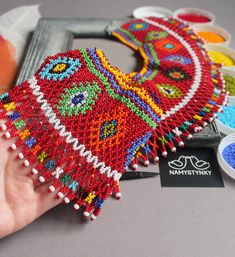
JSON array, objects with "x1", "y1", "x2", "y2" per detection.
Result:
[{"x1": 207, "y1": 50, "x2": 235, "y2": 66}]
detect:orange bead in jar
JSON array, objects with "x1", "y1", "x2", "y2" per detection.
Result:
[{"x1": 197, "y1": 31, "x2": 225, "y2": 43}]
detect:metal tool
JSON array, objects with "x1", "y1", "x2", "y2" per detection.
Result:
[{"x1": 120, "y1": 171, "x2": 160, "y2": 180}]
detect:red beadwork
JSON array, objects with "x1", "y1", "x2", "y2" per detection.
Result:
[
  {"x1": 0, "y1": 48, "x2": 160, "y2": 220},
  {"x1": 112, "y1": 17, "x2": 226, "y2": 162},
  {"x1": 0, "y1": 17, "x2": 226, "y2": 221}
]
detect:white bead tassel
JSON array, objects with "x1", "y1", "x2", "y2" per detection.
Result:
[{"x1": 1, "y1": 124, "x2": 7, "y2": 131}]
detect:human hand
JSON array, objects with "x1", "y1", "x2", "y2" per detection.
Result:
[{"x1": 0, "y1": 132, "x2": 63, "y2": 238}]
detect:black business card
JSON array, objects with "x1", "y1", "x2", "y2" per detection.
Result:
[{"x1": 159, "y1": 147, "x2": 224, "y2": 187}]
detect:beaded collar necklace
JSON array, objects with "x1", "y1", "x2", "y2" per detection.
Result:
[
  {"x1": 0, "y1": 17, "x2": 226, "y2": 220},
  {"x1": 0, "y1": 48, "x2": 162, "y2": 220},
  {"x1": 112, "y1": 17, "x2": 226, "y2": 166}
]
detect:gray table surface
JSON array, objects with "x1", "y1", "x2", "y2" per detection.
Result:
[{"x1": 1, "y1": 0, "x2": 235, "y2": 256}]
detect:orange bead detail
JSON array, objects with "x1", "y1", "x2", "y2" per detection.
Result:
[
  {"x1": 32, "y1": 145, "x2": 41, "y2": 155},
  {"x1": 20, "y1": 129, "x2": 30, "y2": 140}
]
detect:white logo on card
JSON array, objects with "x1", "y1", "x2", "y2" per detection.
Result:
[{"x1": 168, "y1": 156, "x2": 211, "y2": 176}]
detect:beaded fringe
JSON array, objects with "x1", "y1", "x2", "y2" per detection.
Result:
[
  {"x1": 0, "y1": 88, "x2": 121, "y2": 221},
  {"x1": 129, "y1": 62, "x2": 228, "y2": 169}
]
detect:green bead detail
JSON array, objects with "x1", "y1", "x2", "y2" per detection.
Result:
[
  {"x1": 14, "y1": 120, "x2": 26, "y2": 129},
  {"x1": 202, "y1": 107, "x2": 210, "y2": 113},
  {"x1": 38, "y1": 151, "x2": 47, "y2": 163},
  {"x1": 145, "y1": 31, "x2": 168, "y2": 42},
  {"x1": 224, "y1": 75, "x2": 235, "y2": 96},
  {"x1": 80, "y1": 49, "x2": 157, "y2": 129},
  {"x1": 60, "y1": 174, "x2": 71, "y2": 185},
  {"x1": 159, "y1": 136, "x2": 168, "y2": 144},
  {"x1": 179, "y1": 122, "x2": 190, "y2": 131},
  {"x1": 119, "y1": 28, "x2": 142, "y2": 47},
  {"x1": 138, "y1": 44, "x2": 159, "y2": 84},
  {"x1": 166, "y1": 132, "x2": 174, "y2": 141},
  {"x1": 157, "y1": 83, "x2": 183, "y2": 98},
  {"x1": 57, "y1": 81, "x2": 101, "y2": 116}
]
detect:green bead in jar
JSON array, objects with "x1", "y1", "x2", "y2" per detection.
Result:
[{"x1": 224, "y1": 75, "x2": 235, "y2": 96}]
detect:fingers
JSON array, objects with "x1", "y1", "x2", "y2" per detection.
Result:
[
  {"x1": 35, "y1": 182, "x2": 64, "y2": 214},
  {"x1": 0, "y1": 134, "x2": 43, "y2": 189},
  {"x1": 0, "y1": 121, "x2": 65, "y2": 220},
  {"x1": 1, "y1": 131, "x2": 62, "y2": 197}
]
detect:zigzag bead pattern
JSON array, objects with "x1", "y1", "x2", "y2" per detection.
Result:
[
  {"x1": 29, "y1": 75, "x2": 122, "y2": 181},
  {"x1": 0, "y1": 48, "x2": 160, "y2": 220}
]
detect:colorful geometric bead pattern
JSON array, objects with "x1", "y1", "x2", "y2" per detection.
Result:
[
  {"x1": 57, "y1": 81, "x2": 101, "y2": 116},
  {"x1": 39, "y1": 56, "x2": 81, "y2": 81},
  {"x1": 100, "y1": 119, "x2": 117, "y2": 140},
  {"x1": 145, "y1": 31, "x2": 168, "y2": 41},
  {"x1": 0, "y1": 48, "x2": 162, "y2": 220},
  {"x1": 129, "y1": 21, "x2": 149, "y2": 31},
  {"x1": 88, "y1": 105, "x2": 129, "y2": 154},
  {"x1": 162, "y1": 55, "x2": 192, "y2": 65},
  {"x1": 112, "y1": 17, "x2": 226, "y2": 159},
  {"x1": 157, "y1": 83, "x2": 183, "y2": 98}
]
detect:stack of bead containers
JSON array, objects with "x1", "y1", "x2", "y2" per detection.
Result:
[
  {"x1": 173, "y1": 7, "x2": 235, "y2": 177},
  {"x1": 173, "y1": 7, "x2": 235, "y2": 136},
  {"x1": 173, "y1": 8, "x2": 235, "y2": 68}
]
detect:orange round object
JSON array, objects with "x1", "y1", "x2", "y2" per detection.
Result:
[
  {"x1": 197, "y1": 31, "x2": 225, "y2": 43},
  {"x1": 0, "y1": 36, "x2": 18, "y2": 94}
]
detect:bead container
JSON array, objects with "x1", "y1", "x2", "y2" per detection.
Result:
[
  {"x1": 206, "y1": 45, "x2": 235, "y2": 67},
  {"x1": 174, "y1": 8, "x2": 215, "y2": 25},
  {"x1": 192, "y1": 24, "x2": 231, "y2": 46},
  {"x1": 133, "y1": 6, "x2": 173, "y2": 19},
  {"x1": 220, "y1": 68, "x2": 235, "y2": 99},
  {"x1": 217, "y1": 133, "x2": 235, "y2": 179},
  {"x1": 216, "y1": 97, "x2": 235, "y2": 135}
]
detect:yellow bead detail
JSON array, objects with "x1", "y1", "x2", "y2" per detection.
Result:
[
  {"x1": 135, "y1": 24, "x2": 143, "y2": 29},
  {"x1": 103, "y1": 123, "x2": 115, "y2": 137},
  {"x1": 52, "y1": 63, "x2": 67, "y2": 73},
  {"x1": 159, "y1": 136, "x2": 168, "y2": 144},
  {"x1": 191, "y1": 35, "x2": 198, "y2": 40},
  {"x1": 112, "y1": 32, "x2": 138, "y2": 51},
  {"x1": 212, "y1": 78, "x2": 218, "y2": 84},
  {"x1": 38, "y1": 151, "x2": 47, "y2": 162},
  {"x1": 138, "y1": 47, "x2": 150, "y2": 77},
  {"x1": 4, "y1": 102, "x2": 16, "y2": 111},
  {"x1": 193, "y1": 115, "x2": 202, "y2": 120},
  {"x1": 96, "y1": 49, "x2": 163, "y2": 117},
  {"x1": 85, "y1": 192, "x2": 96, "y2": 204}
]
